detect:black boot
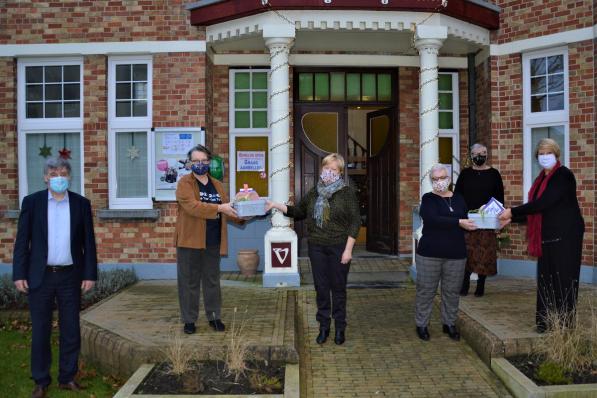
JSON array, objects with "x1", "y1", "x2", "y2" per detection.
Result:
[
  {"x1": 316, "y1": 327, "x2": 330, "y2": 344},
  {"x1": 474, "y1": 275, "x2": 486, "y2": 297},
  {"x1": 334, "y1": 330, "x2": 345, "y2": 345},
  {"x1": 460, "y1": 271, "x2": 471, "y2": 296}
]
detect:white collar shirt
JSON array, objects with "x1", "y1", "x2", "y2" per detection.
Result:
[{"x1": 47, "y1": 190, "x2": 73, "y2": 266}]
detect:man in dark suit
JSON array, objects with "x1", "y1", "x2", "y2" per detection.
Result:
[{"x1": 13, "y1": 157, "x2": 98, "y2": 398}]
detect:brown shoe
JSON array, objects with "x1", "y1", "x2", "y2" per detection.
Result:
[
  {"x1": 31, "y1": 385, "x2": 48, "y2": 398},
  {"x1": 58, "y1": 381, "x2": 85, "y2": 391}
]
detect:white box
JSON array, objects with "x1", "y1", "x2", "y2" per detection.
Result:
[
  {"x1": 468, "y1": 212, "x2": 500, "y2": 230},
  {"x1": 233, "y1": 199, "x2": 266, "y2": 217}
]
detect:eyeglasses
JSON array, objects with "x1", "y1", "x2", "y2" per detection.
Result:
[
  {"x1": 431, "y1": 176, "x2": 449, "y2": 182},
  {"x1": 189, "y1": 160, "x2": 210, "y2": 166}
]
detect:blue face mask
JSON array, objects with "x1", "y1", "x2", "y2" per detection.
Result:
[
  {"x1": 49, "y1": 176, "x2": 69, "y2": 193},
  {"x1": 191, "y1": 163, "x2": 210, "y2": 176}
]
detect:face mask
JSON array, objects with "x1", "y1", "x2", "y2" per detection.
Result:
[
  {"x1": 432, "y1": 178, "x2": 451, "y2": 193},
  {"x1": 49, "y1": 176, "x2": 69, "y2": 193},
  {"x1": 538, "y1": 154, "x2": 557, "y2": 170},
  {"x1": 472, "y1": 155, "x2": 487, "y2": 166},
  {"x1": 320, "y1": 169, "x2": 340, "y2": 185},
  {"x1": 191, "y1": 163, "x2": 209, "y2": 176}
]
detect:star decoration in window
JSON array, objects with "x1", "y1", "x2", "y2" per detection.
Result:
[
  {"x1": 58, "y1": 147, "x2": 72, "y2": 159},
  {"x1": 127, "y1": 145, "x2": 140, "y2": 160},
  {"x1": 39, "y1": 145, "x2": 53, "y2": 158}
]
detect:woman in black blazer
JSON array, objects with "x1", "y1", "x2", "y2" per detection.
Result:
[{"x1": 500, "y1": 138, "x2": 584, "y2": 333}]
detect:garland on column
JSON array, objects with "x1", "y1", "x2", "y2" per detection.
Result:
[{"x1": 261, "y1": 0, "x2": 449, "y2": 206}]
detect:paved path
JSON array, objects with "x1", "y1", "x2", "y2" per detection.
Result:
[{"x1": 297, "y1": 285, "x2": 512, "y2": 398}]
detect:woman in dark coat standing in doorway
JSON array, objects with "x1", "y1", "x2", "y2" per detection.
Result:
[
  {"x1": 455, "y1": 143, "x2": 504, "y2": 297},
  {"x1": 500, "y1": 138, "x2": 584, "y2": 333}
]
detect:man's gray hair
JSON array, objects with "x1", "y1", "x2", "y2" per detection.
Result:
[
  {"x1": 470, "y1": 143, "x2": 487, "y2": 153},
  {"x1": 429, "y1": 163, "x2": 449, "y2": 181},
  {"x1": 44, "y1": 157, "x2": 72, "y2": 176}
]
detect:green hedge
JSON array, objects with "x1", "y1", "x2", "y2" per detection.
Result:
[{"x1": 0, "y1": 268, "x2": 138, "y2": 310}]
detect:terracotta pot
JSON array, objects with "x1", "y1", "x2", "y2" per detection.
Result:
[{"x1": 236, "y1": 249, "x2": 259, "y2": 276}]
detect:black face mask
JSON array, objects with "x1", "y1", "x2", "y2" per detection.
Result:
[{"x1": 472, "y1": 155, "x2": 487, "y2": 166}]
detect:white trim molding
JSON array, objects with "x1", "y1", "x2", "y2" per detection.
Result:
[
  {"x1": 212, "y1": 53, "x2": 468, "y2": 68},
  {"x1": 1, "y1": 41, "x2": 206, "y2": 57},
  {"x1": 207, "y1": 10, "x2": 489, "y2": 47},
  {"x1": 490, "y1": 25, "x2": 596, "y2": 57}
]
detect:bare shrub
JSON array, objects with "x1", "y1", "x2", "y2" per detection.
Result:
[
  {"x1": 162, "y1": 327, "x2": 196, "y2": 376},
  {"x1": 224, "y1": 307, "x2": 250, "y2": 382},
  {"x1": 534, "y1": 294, "x2": 597, "y2": 374}
]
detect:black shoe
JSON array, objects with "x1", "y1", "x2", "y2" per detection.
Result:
[
  {"x1": 316, "y1": 328, "x2": 330, "y2": 344},
  {"x1": 474, "y1": 276, "x2": 486, "y2": 297},
  {"x1": 208, "y1": 319, "x2": 226, "y2": 332},
  {"x1": 442, "y1": 324, "x2": 460, "y2": 341},
  {"x1": 416, "y1": 326, "x2": 430, "y2": 341},
  {"x1": 183, "y1": 323, "x2": 196, "y2": 334},
  {"x1": 334, "y1": 330, "x2": 345, "y2": 345}
]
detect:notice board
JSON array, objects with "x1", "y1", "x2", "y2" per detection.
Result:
[{"x1": 152, "y1": 127, "x2": 205, "y2": 201}]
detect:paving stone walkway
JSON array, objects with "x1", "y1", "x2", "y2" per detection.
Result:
[{"x1": 297, "y1": 285, "x2": 512, "y2": 398}]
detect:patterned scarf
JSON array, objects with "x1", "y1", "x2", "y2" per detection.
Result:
[
  {"x1": 313, "y1": 178, "x2": 345, "y2": 228},
  {"x1": 527, "y1": 160, "x2": 561, "y2": 257}
]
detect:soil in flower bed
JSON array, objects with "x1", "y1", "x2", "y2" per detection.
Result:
[
  {"x1": 134, "y1": 360, "x2": 285, "y2": 395},
  {"x1": 508, "y1": 355, "x2": 597, "y2": 386}
]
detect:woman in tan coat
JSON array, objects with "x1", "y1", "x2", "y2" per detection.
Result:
[{"x1": 175, "y1": 144, "x2": 242, "y2": 335}]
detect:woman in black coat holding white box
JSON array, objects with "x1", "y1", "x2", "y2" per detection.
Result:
[{"x1": 455, "y1": 143, "x2": 504, "y2": 297}]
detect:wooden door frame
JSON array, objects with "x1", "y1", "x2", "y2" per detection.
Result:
[{"x1": 292, "y1": 67, "x2": 400, "y2": 254}]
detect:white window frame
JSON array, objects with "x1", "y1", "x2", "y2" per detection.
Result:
[
  {"x1": 108, "y1": 55, "x2": 153, "y2": 209},
  {"x1": 17, "y1": 57, "x2": 85, "y2": 204},
  {"x1": 229, "y1": 69, "x2": 271, "y2": 133},
  {"x1": 228, "y1": 69, "x2": 272, "y2": 195},
  {"x1": 438, "y1": 71, "x2": 460, "y2": 182},
  {"x1": 228, "y1": 133, "x2": 271, "y2": 198},
  {"x1": 522, "y1": 47, "x2": 569, "y2": 199}
]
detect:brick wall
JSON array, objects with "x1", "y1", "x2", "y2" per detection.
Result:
[
  {"x1": 492, "y1": 0, "x2": 593, "y2": 44},
  {"x1": 489, "y1": 42, "x2": 595, "y2": 266},
  {"x1": 1, "y1": 0, "x2": 203, "y2": 44}
]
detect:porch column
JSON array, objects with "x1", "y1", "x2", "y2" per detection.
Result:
[
  {"x1": 414, "y1": 25, "x2": 447, "y2": 197},
  {"x1": 262, "y1": 25, "x2": 300, "y2": 287}
]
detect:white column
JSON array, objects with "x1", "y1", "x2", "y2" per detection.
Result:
[
  {"x1": 262, "y1": 25, "x2": 300, "y2": 287},
  {"x1": 411, "y1": 25, "x2": 447, "y2": 279},
  {"x1": 415, "y1": 25, "x2": 447, "y2": 197}
]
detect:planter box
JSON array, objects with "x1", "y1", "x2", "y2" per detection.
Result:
[
  {"x1": 114, "y1": 363, "x2": 299, "y2": 398},
  {"x1": 234, "y1": 199, "x2": 267, "y2": 217},
  {"x1": 491, "y1": 357, "x2": 597, "y2": 398},
  {"x1": 468, "y1": 212, "x2": 499, "y2": 230}
]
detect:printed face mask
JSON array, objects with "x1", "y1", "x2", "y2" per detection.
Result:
[
  {"x1": 472, "y1": 155, "x2": 487, "y2": 166},
  {"x1": 191, "y1": 163, "x2": 210, "y2": 176},
  {"x1": 49, "y1": 176, "x2": 69, "y2": 193},
  {"x1": 432, "y1": 178, "x2": 450, "y2": 193},
  {"x1": 320, "y1": 169, "x2": 340, "y2": 185},
  {"x1": 538, "y1": 154, "x2": 557, "y2": 170}
]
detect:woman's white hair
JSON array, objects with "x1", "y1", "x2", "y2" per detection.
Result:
[
  {"x1": 429, "y1": 163, "x2": 450, "y2": 181},
  {"x1": 470, "y1": 143, "x2": 487, "y2": 153}
]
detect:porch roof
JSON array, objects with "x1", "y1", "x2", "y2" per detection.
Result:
[{"x1": 186, "y1": 0, "x2": 500, "y2": 30}]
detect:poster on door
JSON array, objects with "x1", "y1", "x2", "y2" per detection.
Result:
[{"x1": 237, "y1": 151, "x2": 266, "y2": 172}]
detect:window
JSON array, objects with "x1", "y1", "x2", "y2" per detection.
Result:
[
  {"x1": 108, "y1": 56, "x2": 153, "y2": 209},
  {"x1": 437, "y1": 72, "x2": 460, "y2": 182},
  {"x1": 523, "y1": 47, "x2": 569, "y2": 198},
  {"x1": 17, "y1": 58, "x2": 84, "y2": 203},
  {"x1": 230, "y1": 70, "x2": 269, "y2": 130},
  {"x1": 297, "y1": 71, "x2": 393, "y2": 103}
]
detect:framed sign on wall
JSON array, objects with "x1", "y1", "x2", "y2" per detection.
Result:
[{"x1": 151, "y1": 127, "x2": 205, "y2": 201}]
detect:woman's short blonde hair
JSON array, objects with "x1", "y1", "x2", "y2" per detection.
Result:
[
  {"x1": 535, "y1": 138, "x2": 561, "y2": 159},
  {"x1": 321, "y1": 153, "x2": 345, "y2": 174}
]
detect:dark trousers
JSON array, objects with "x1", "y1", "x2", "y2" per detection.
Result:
[
  {"x1": 176, "y1": 246, "x2": 222, "y2": 324},
  {"x1": 308, "y1": 243, "x2": 350, "y2": 331},
  {"x1": 536, "y1": 233, "x2": 583, "y2": 328},
  {"x1": 28, "y1": 267, "x2": 81, "y2": 387}
]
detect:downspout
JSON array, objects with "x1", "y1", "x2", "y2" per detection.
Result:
[{"x1": 467, "y1": 52, "x2": 477, "y2": 147}]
